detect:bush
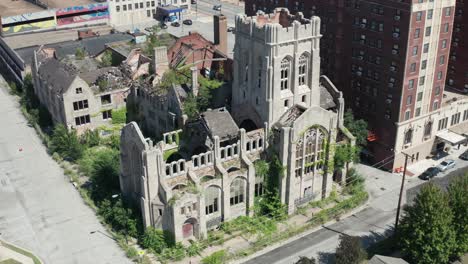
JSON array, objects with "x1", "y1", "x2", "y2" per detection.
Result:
[
  {"x1": 140, "y1": 227, "x2": 167, "y2": 254},
  {"x1": 344, "y1": 168, "x2": 365, "y2": 195},
  {"x1": 80, "y1": 129, "x2": 101, "y2": 147},
  {"x1": 158, "y1": 242, "x2": 185, "y2": 262},
  {"x1": 50, "y1": 124, "x2": 84, "y2": 161},
  {"x1": 97, "y1": 199, "x2": 138, "y2": 237},
  {"x1": 186, "y1": 240, "x2": 204, "y2": 257},
  {"x1": 201, "y1": 250, "x2": 226, "y2": 264}
]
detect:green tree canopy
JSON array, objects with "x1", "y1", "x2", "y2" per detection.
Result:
[
  {"x1": 295, "y1": 256, "x2": 316, "y2": 264},
  {"x1": 89, "y1": 148, "x2": 120, "y2": 202},
  {"x1": 447, "y1": 174, "x2": 468, "y2": 257},
  {"x1": 50, "y1": 124, "x2": 84, "y2": 161},
  {"x1": 344, "y1": 109, "x2": 368, "y2": 147},
  {"x1": 398, "y1": 183, "x2": 456, "y2": 264},
  {"x1": 335, "y1": 235, "x2": 366, "y2": 264}
]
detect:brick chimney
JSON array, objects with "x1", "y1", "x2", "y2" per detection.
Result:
[
  {"x1": 214, "y1": 14, "x2": 228, "y2": 55},
  {"x1": 153, "y1": 46, "x2": 168, "y2": 75},
  {"x1": 191, "y1": 66, "x2": 199, "y2": 96}
]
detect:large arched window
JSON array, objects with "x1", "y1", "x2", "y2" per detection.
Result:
[
  {"x1": 205, "y1": 186, "x2": 220, "y2": 215},
  {"x1": 295, "y1": 127, "x2": 327, "y2": 177},
  {"x1": 298, "y1": 53, "x2": 309, "y2": 86},
  {"x1": 280, "y1": 57, "x2": 291, "y2": 90},
  {"x1": 230, "y1": 178, "x2": 245, "y2": 205}
]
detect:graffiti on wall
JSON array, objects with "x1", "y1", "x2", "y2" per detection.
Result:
[
  {"x1": 56, "y1": 10, "x2": 110, "y2": 26},
  {"x1": 1, "y1": 10, "x2": 55, "y2": 25},
  {"x1": 2, "y1": 20, "x2": 56, "y2": 34},
  {"x1": 55, "y1": 3, "x2": 109, "y2": 16}
]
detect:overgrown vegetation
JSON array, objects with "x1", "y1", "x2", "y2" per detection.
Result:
[
  {"x1": 50, "y1": 125, "x2": 84, "y2": 161},
  {"x1": 343, "y1": 109, "x2": 368, "y2": 147},
  {"x1": 111, "y1": 107, "x2": 127, "y2": 124},
  {"x1": 100, "y1": 50, "x2": 118, "y2": 67},
  {"x1": 398, "y1": 174, "x2": 468, "y2": 264},
  {"x1": 201, "y1": 250, "x2": 226, "y2": 264},
  {"x1": 183, "y1": 75, "x2": 224, "y2": 120}
]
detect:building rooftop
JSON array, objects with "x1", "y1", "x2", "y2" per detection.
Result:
[
  {"x1": 15, "y1": 33, "x2": 133, "y2": 66},
  {"x1": 243, "y1": 8, "x2": 311, "y2": 28},
  {"x1": 0, "y1": 0, "x2": 43, "y2": 18},
  {"x1": 442, "y1": 90, "x2": 468, "y2": 107},
  {"x1": 200, "y1": 108, "x2": 239, "y2": 142},
  {"x1": 45, "y1": 0, "x2": 96, "y2": 9}
]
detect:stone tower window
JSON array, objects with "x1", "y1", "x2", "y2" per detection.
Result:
[
  {"x1": 298, "y1": 53, "x2": 309, "y2": 86},
  {"x1": 280, "y1": 57, "x2": 291, "y2": 90}
]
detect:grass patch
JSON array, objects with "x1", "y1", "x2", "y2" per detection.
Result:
[{"x1": 1, "y1": 241, "x2": 42, "y2": 264}]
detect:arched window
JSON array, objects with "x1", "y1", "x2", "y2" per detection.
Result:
[
  {"x1": 205, "y1": 186, "x2": 220, "y2": 215},
  {"x1": 295, "y1": 127, "x2": 327, "y2": 176},
  {"x1": 298, "y1": 53, "x2": 309, "y2": 86},
  {"x1": 280, "y1": 57, "x2": 291, "y2": 90},
  {"x1": 404, "y1": 129, "x2": 413, "y2": 144},
  {"x1": 230, "y1": 178, "x2": 245, "y2": 205},
  {"x1": 424, "y1": 121, "x2": 433, "y2": 137}
]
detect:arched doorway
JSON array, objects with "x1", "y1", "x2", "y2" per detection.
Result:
[
  {"x1": 239, "y1": 119, "x2": 258, "y2": 132},
  {"x1": 182, "y1": 218, "x2": 198, "y2": 239}
]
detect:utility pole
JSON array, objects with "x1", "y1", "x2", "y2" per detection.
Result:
[{"x1": 394, "y1": 152, "x2": 412, "y2": 234}]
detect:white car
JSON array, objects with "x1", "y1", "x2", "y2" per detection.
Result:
[{"x1": 437, "y1": 159, "x2": 456, "y2": 172}]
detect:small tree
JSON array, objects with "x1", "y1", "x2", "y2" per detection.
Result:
[
  {"x1": 141, "y1": 227, "x2": 167, "y2": 253},
  {"x1": 335, "y1": 235, "x2": 366, "y2": 264},
  {"x1": 90, "y1": 148, "x2": 120, "y2": 202},
  {"x1": 334, "y1": 144, "x2": 359, "y2": 174},
  {"x1": 183, "y1": 93, "x2": 199, "y2": 120},
  {"x1": 295, "y1": 256, "x2": 316, "y2": 264},
  {"x1": 398, "y1": 183, "x2": 456, "y2": 264},
  {"x1": 50, "y1": 124, "x2": 83, "y2": 161},
  {"x1": 447, "y1": 174, "x2": 468, "y2": 257},
  {"x1": 344, "y1": 109, "x2": 368, "y2": 147},
  {"x1": 75, "y1": 47, "x2": 86, "y2": 59}
]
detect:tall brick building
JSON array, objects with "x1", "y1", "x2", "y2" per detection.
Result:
[
  {"x1": 447, "y1": 0, "x2": 468, "y2": 93},
  {"x1": 246, "y1": 0, "x2": 457, "y2": 170}
]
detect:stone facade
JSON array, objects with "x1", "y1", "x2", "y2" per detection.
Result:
[
  {"x1": 31, "y1": 47, "x2": 129, "y2": 134},
  {"x1": 119, "y1": 8, "x2": 354, "y2": 242},
  {"x1": 393, "y1": 91, "x2": 468, "y2": 169}
]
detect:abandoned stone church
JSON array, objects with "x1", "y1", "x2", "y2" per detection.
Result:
[{"x1": 119, "y1": 8, "x2": 354, "y2": 241}]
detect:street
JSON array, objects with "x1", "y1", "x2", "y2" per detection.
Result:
[
  {"x1": 242, "y1": 160, "x2": 468, "y2": 264},
  {"x1": 0, "y1": 76, "x2": 131, "y2": 264}
]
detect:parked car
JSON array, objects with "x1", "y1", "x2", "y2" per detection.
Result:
[
  {"x1": 437, "y1": 159, "x2": 456, "y2": 171},
  {"x1": 191, "y1": 0, "x2": 196, "y2": 4},
  {"x1": 459, "y1": 150, "x2": 468, "y2": 160},
  {"x1": 419, "y1": 167, "x2": 440, "y2": 180},
  {"x1": 160, "y1": 23, "x2": 168, "y2": 29},
  {"x1": 171, "y1": 21, "x2": 180, "y2": 27},
  {"x1": 213, "y1": 4, "x2": 222, "y2": 11},
  {"x1": 183, "y1": 19, "x2": 193, "y2": 25},
  {"x1": 227, "y1": 27, "x2": 234, "y2": 32}
]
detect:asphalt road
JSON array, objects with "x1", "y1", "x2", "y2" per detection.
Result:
[
  {"x1": 242, "y1": 161, "x2": 468, "y2": 264},
  {"x1": 0, "y1": 76, "x2": 131, "y2": 264}
]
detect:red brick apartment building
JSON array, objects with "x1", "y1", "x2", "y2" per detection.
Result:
[
  {"x1": 245, "y1": 0, "x2": 456, "y2": 170},
  {"x1": 447, "y1": 0, "x2": 468, "y2": 93}
]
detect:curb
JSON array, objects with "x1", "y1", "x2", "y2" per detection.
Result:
[
  {"x1": 0, "y1": 239, "x2": 44, "y2": 264},
  {"x1": 229, "y1": 201, "x2": 370, "y2": 264}
]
